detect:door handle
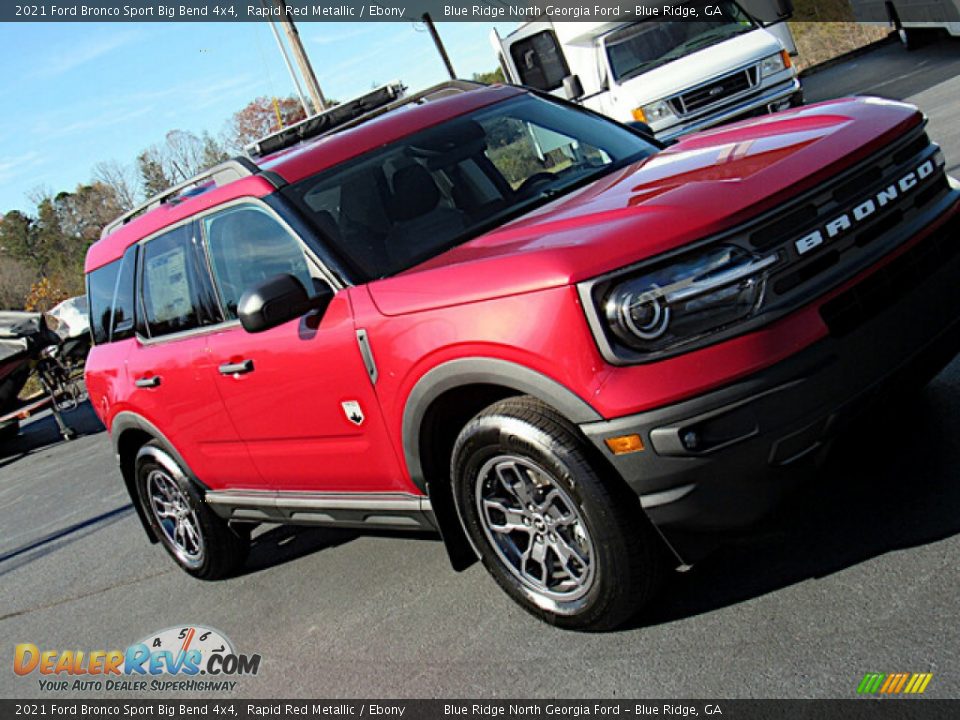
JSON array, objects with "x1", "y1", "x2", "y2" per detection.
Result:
[
  {"x1": 135, "y1": 376, "x2": 161, "y2": 388},
  {"x1": 218, "y1": 359, "x2": 254, "y2": 376}
]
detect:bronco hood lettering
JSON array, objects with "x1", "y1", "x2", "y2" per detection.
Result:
[{"x1": 794, "y1": 158, "x2": 937, "y2": 256}]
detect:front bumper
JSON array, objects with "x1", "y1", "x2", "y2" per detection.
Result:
[
  {"x1": 657, "y1": 77, "x2": 802, "y2": 142},
  {"x1": 580, "y1": 203, "x2": 960, "y2": 554}
]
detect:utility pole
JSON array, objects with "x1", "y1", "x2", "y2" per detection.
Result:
[
  {"x1": 266, "y1": 16, "x2": 310, "y2": 117},
  {"x1": 273, "y1": 0, "x2": 327, "y2": 113},
  {"x1": 422, "y1": 13, "x2": 457, "y2": 80}
]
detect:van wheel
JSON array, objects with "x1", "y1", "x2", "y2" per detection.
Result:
[
  {"x1": 135, "y1": 441, "x2": 248, "y2": 580},
  {"x1": 898, "y1": 27, "x2": 922, "y2": 49},
  {"x1": 451, "y1": 396, "x2": 663, "y2": 631}
]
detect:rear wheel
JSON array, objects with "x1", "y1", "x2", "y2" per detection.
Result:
[
  {"x1": 135, "y1": 441, "x2": 248, "y2": 579},
  {"x1": 451, "y1": 396, "x2": 663, "y2": 630}
]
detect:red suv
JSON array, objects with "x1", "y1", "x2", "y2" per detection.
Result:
[{"x1": 85, "y1": 82, "x2": 960, "y2": 629}]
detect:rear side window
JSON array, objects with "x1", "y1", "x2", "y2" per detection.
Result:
[
  {"x1": 510, "y1": 31, "x2": 569, "y2": 92},
  {"x1": 140, "y1": 224, "x2": 220, "y2": 338},
  {"x1": 111, "y1": 244, "x2": 138, "y2": 342},
  {"x1": 202, "y1": 204, "x2": 317, "y2": 320},
  {"x1": 87, "y1": 260, "x2": 121, "y2": 345}
]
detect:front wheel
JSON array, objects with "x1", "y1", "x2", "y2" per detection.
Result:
[
  {"x1": 451, "y1": 396, "x2": 663, "y2": 630},
  {"x1": 135, "y1": 442, "x2": 249, "y2": 580},
  {"x1": 898, "y1": 27, "x2": 921, "y2": 49}
]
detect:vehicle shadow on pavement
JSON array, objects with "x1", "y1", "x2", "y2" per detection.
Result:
[
  {"x1": 243, "y1": 525, "x2": 361, "y2": 574},
  {"x1": 0, "y1": 505, "x2": 134, "y2": 583},
  {"x1": 0, "y1": 401, "x2": 105, "y2": 470},
  {"x1": 241, "y1": 526, "x2": 437, "y2": 576},
  {"x1": 634, "y1": 379, "x2": 960, "y2": 629}
]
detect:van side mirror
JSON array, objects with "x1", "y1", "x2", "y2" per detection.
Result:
[
  {"x1": 776, "y1": 0, "x2": 794, "y2": 17},
  {"x1": 627, "y1": 120, "x2": 658, "y2": 142},
  {"x1": 562, "y1": 74, "x2": 584, "y2": 101},
  {"x1": 740, "y1": 0, "x2": 792, "y2": 22},
  {"x1": 237, "y1": 274, "x2": 333, "y2": 333}
]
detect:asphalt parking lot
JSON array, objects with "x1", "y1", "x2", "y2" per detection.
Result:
[{"x1": 2, "y1": 35, "x2": 960, "y2": 700}]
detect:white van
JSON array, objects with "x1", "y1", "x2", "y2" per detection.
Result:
[
  {"x1": 491, "y1": 0, "x2": 803, "y2": 141},
  {"x1": 849, "y1": 0, "x2": 960, "y2": 48}
]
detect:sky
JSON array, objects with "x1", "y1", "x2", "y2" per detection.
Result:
[{"x1": 0, "y1": 20, "x2": 518, "y2": 214}]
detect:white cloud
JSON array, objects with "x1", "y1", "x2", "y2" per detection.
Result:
[
  {"x1": 0, "y1": 151, "x2": 44, "y2": 184},
  {"x1": 33, "y1": 30, "x2": 141, "y2": 78},
  {"x1": 310, "y1": 26, "x2": 376, "y2": 45}
]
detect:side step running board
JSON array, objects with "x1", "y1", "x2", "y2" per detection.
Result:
[{"x1": 205, "y1": 490, "x2": 436, "y2": 532}]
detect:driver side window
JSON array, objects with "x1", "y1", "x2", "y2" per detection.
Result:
[
  {"x1": 481, "y1": 117, "x2": 610, "y2": 190},
  {"x1": 202, "y1": 204, "x2": 320, "y2": 320}
]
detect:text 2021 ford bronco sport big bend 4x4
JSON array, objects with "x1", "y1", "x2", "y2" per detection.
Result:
[{"x1": 85, "y1": 82, "x2": 960, "y2": 630}]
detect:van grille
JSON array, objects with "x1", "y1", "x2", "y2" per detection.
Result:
[{"x1": 672, "y1": 67, "x2": 757, "y2": 115}]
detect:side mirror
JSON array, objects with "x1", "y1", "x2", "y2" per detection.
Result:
[
  {"x1": 776, "y1": 0, "x2": 794, "y2": 17},
  {"x1": 562, "y1": 74, "x2": 584, "y2": 101},
  {"x1": 237, "y1": 273, "x2": 333, "y2": 334},
  {"x1": 627, "y1": 120, "x2": 657, "y2": 141}
]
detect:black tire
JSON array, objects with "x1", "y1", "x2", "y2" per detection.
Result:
[
  {"x1": 135, "y1": 441, "x2": 248, "y2": 580},
  {"x1": 898, "y1": 27, "x2": 923, "y2": 50},
  {"x1": 451, "y1": 396, "x2": 663, "y2": 630}
]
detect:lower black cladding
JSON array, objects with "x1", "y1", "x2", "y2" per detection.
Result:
[{"x1": 579, "y1": 204, "x2": 960, "y2": 561}]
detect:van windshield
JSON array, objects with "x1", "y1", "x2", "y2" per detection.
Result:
[
  {"x1": 605, "y1": 1, "x2": 756, "y2": 82},
  {"x1": 284, "y1": 94, "x2": 656, "y2": 281}
]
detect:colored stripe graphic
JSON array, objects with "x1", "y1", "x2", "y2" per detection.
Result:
[
  {"x1": 910, "y1": 673, "x2": 933, "y2": 694},
  {"x1": 858, "y1": 673, "x2": 885, "y2": 694},
  {"x1": 858, "y1": 672, "x2": 932, "y2": 694}
]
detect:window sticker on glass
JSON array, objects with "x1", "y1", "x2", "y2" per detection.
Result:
[{"x1": 145, "y1": 246, "x2": 192, "y2": 323}]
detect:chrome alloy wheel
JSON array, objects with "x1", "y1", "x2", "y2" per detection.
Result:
[
  {"x1": 147, "y1": 468, "x2": 205, "y2": 568},
  {"x1": 475, "y1": 455, "x2": 596, "y2": 603}
]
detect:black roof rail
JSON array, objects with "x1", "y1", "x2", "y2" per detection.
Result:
[
  {"x1": 246, "y1": 79, "x2": 488, "y2": 159},
  {"x1": 100, "y1": 157, "x2": 259, "y2": 239}
]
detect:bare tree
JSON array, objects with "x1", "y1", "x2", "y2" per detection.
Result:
[
  {"x1": 163, "y1": 130, "x2": 209, "y2": 182},
  {"x1": 137, "y1": 146, "x2": 172, "y2": 197},
  {"x1": 93, "y1": 159, "x2": 141, "y2": 211}
]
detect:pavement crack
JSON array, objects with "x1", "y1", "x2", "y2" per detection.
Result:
[{"x1": 0, "y1": 568, "x2": 174, "y2": 622}]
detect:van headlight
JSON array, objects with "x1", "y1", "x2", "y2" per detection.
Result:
[
  {"x1": 632, "y1": 99, "x2": 675, "y2": 124},
  {"x1": 599, "y1": 245, "x2": 779, "y2": 355},
  {"x1": 759, "y1": 50, "x2": 791, "y2": 78}
]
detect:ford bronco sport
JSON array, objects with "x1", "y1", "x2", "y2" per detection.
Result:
[{"x1": 85, "y1": 81, "x2": 960, "y2": 629}]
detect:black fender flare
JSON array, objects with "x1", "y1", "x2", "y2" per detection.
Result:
[
  {"x1": 400, "y1": 358, "x2": 602, "y2": 493},
  {"x1": 111, "y1": 411, "x2": 209, "y2": 542}
]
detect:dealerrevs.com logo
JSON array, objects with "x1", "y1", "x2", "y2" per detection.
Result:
[{"x1": 13, "y1": 625, "x2": 261, "y2": 693}]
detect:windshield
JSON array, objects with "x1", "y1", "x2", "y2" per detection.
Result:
[
  {"x1": 284, "y1": 94, "x2": 656, "y2": 280},
  {"x1": 605, "y1": 0, "x2": 756, "y2": 82}
]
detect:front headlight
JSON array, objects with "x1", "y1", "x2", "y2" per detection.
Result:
[
  {"x1": 632, "y1": 99, "x2": 675, "y2": 124},
  {"x1": 601, "y1": 245, "x2": 778, "y2": 355},
  {"x1": 759, "y1": 50, "x2": 791, "y2": 78}
]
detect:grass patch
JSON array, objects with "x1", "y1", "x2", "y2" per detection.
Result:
[{"x1": 789, "y1": 22, "x2": 891, "y2": 72}]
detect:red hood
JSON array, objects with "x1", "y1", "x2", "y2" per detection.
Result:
[{"x1": 369, "y1": 97, "x2": 922, "y2": 316}]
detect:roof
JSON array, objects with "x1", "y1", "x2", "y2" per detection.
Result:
[
  {"x1": 258, "y1": 84, "x2": 522, "y2": 183},
  {"x1": 85, "y1": 83, "x2": 523, "y2": 274}
]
